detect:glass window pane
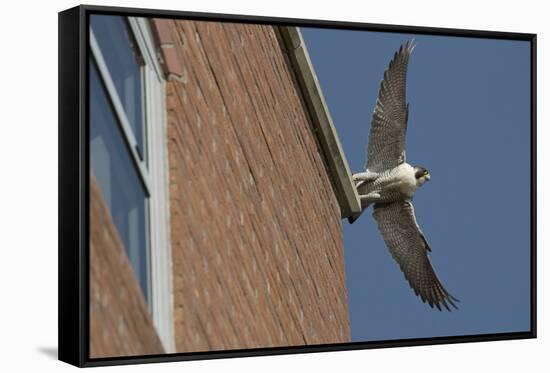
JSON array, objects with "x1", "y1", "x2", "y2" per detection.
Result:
[
  {"x1": 90, "y1": 14, "x2": 145, "y2": 159},
  {"x1": 90, "y1": 60, "x2": 150, "y2": 302}
]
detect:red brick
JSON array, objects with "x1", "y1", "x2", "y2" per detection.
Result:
[
  {"x1": 89, "y1": 176, "x2": 165, "y2": 358},
  {"x1": 151, "y1": 18, "x2": 174, "y2": 45},
  {"x1": 151, "y1": 18, "x2": 184, "y2": 79},
  {"x1": 89, "y1": 20, "x2": 351, "y2": 358},
  {"x1": 160, "y1": 45, "x2": 184, "y2": 78},
  {"x1": 167, "y1": 20, "x2": 350, "y2": 353}
]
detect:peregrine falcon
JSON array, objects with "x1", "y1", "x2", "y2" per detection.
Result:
[{"x1": 349, "y1": 40, "x2": 459, "y2": 311}]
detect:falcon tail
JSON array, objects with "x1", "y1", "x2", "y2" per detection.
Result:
[
  {"x1": 348, "y1": 211, "x2": 365, "y2": 224},
  {"x1": 348, "y1": 215, "x2": 360, "y2": 224},
  {"x1": 348, "y1": 196, "x2": 372, "y2": 224}
]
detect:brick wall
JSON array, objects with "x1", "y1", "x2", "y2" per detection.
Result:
[
  {"x1": 165, "y1": 19, "x2": 351, "y2": 352},
  {"x1": 89, "y1": 176, "x2": 165, "y2": 358}
]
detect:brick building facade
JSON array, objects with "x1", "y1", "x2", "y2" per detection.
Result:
[{"x1": 89, "y1": 16, "x2": 359, "y2": 358}]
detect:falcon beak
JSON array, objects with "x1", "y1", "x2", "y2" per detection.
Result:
[{"x1": 425, "y1": 174, "x2": 431, "y2": 181}]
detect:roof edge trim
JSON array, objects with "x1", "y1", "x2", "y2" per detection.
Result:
[{"x1": 277, "y1": 26, "x2": 361, "y2": 219}]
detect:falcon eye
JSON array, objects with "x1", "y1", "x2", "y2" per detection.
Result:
[{"x1": 424, "y1": 170, "x2": 429, "y2": 175}]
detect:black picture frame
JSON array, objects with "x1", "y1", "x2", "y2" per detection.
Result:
[{"x1": 59, "y1": 4, "x2": 537, "y2": 368}]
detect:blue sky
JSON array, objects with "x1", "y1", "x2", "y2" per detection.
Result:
[{"x1": 301, "y1": 28, "x2": 531, "y2": 342}]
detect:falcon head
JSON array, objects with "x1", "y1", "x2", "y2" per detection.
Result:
[{"x1": 414, "y1": 166, "x2": 431, "y2": 186}]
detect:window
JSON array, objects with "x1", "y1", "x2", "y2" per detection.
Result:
[
  {"x1": 91, "y1": 15, "x2": 146, "y2": 160},
  {"x1": 90, "y1": 15, "x2": 175, "y2": 352},
  {"x1": 90, "y1": 15, "x2": 151, "y2": 302},
  {"x1": 90, "y1": 61, "x2": 150, "y2": 299}
]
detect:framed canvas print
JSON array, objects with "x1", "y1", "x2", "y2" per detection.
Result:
[{"x1": 58, "y1": 4, "x2": 536, "y2": 367}]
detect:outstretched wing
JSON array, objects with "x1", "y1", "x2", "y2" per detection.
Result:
[
  {"x1": 372, "y1": 201, "x2": 459, "y2": 311},
  {"x1": 366, "y1": 40, "x2": 415, "y2": 173}
]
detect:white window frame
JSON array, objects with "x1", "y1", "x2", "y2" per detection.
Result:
[{"x1": 90, "y1": 16, "x2": 175, "y2": 353}]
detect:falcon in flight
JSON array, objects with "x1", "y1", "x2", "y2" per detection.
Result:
[{"x1": 349, "y1": 40, "x2": 459, "y2": 311}]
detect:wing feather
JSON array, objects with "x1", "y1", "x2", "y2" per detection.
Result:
[
  {"x1": 372, "y1": 201, "x2": 459, "y2": 311},
  {"x1": 366, "y1": 40, "x2": 415, "y2": 172}
]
